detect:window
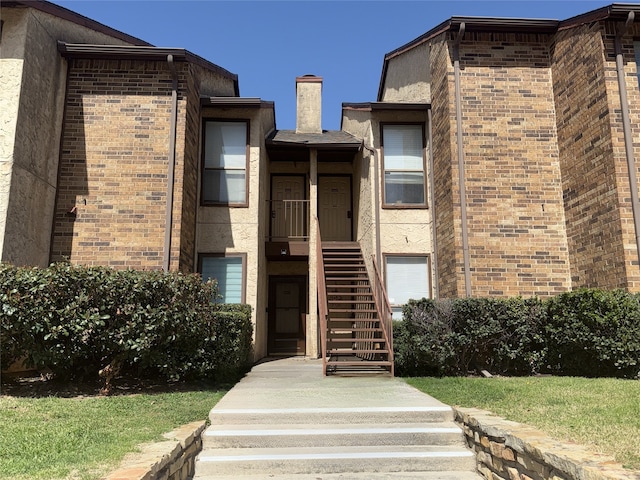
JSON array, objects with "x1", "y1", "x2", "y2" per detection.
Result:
[
  {"x1": 385, "y1": 255, "x2": 430, "y2": 319},
  {"x1": 202, "y1": 120, "x2": 248, "y2": 205},
  {"x1": 200, "y1": 254, "x2": 245, "y2": 303},
  {"x1": 382, "y1": 124, "x2": 426, "y2": 206}
]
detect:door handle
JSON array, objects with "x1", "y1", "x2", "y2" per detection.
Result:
[{"x1": 347, "y1": 211, "x2": 352, "y2": 219}]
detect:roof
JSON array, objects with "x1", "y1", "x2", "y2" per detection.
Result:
[
  {"x1": 267, "y1": 130, "x2": 362, "y2": 150},
  {"x1": 201, "y1": 97, "x2": 274, "y2": 109},
  {"x1": 58, "y1": 43, "x2": 239, "y2": 95},
  {"x1": 376, "y1": 3, "x2": 640, "y2": 101},
  {"x1": 4, "y1": 0, "x2": 152, "y2": 46},
  {"x1": 342, "y1": 102, "x2": 430, "y2": 112}
]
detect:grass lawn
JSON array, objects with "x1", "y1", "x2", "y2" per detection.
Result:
[
  {"x1": 406, "y1": 376, "x2": 640, "y2": 470},
  {"x1": 0, "y1": 382, "x2": 227, "y2": 480}
]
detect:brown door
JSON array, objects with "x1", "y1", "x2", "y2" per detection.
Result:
[
  {"x1": 318, "y1": 176, "x2": 352, "y2": 241},
  {"x1": 271, "y1": 175, "x2": 306, "y2": 239},
  {"x1": 268, "y1": 276, "x2": 306, "y2": 355}
]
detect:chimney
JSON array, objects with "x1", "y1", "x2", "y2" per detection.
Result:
[{"x1": 296, "y1": 75, "x2": 322, "y2": 134}]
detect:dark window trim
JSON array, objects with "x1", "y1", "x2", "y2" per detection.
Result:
[
  {"x1": 201, "y1": 119, "x2": 250, "y2": 208},
  {"x1": 383, "y1": 253, "x2": 432, "y2": 307},
  {"x1": 198, "y1": 252, "x2": 247, "y2": 303},
  {"x1": 380, "y1": 122, "x2": 428, "y2": 209}
]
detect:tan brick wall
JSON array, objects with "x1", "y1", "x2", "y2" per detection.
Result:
[
  {"x1": 601, "y1": 21, "x2": 640, "y2": 291},
  {"x1": 457, "y1": 32, "x2": 571, "y2": 297},
  {"x1": 51, "y1": 59, "x2": 186, "y2": 269},
  {"x1": 430, "y1": 35, "x2": 461, "y2": 298},
  {"x1": 551, "y1": 23, "x2": 628, "y2": 290}
]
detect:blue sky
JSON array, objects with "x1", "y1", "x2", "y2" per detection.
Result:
[{"x1": 52, "y1": 0, "x2": 610, "y2": 130}]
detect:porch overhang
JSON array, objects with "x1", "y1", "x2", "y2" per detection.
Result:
[{"x1": 266, "y1": 129, "x2": 362, "y2": 162}]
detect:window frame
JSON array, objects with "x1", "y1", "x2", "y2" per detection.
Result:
[
  {"x1": 198, "y1": 253, "x2": 247, "y2": 303},
  {"x1": 383, "y1": 253, "x2": 431, "y2": 319},
  {"x1": 201, "y1": 119, "x2": 250, "y2": 207},
  {"x1": 380, "y1": 122, "x2": 428, "y2": 209}
]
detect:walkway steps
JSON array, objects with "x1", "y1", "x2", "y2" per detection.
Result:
[{"x1": 194, "y1": 359, "x2": 481, "y2": 479}]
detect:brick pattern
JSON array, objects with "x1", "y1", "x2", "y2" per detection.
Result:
[
  {"x1": 51, "y1": 59, "x2": 186, "y2": 269},
  {"x1": 601, "y1": 21, "x2": 640, "y2": 290},
  {"x1": 456, "y1": 32, "x2": 571, "y2": 297},
  {"x1": 552, "y1": 23, "x2": 629, "y2": 290},
  {"x1": 430, "y1": 34, "x2": 462, "y2": 298}
]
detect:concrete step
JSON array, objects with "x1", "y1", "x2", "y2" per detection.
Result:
[
  {"x1": 195, "y1": 472, "x2": 483, "y2": 480},
  {"x1": 194, "y1": 445, "x2": 476, "y2": 476},
  {"x1": 209, "y1": 405, "x2": 454, "y2": 425},
  {"x1": 202, "y1": 422, "x2": 464, "y2": 448}
]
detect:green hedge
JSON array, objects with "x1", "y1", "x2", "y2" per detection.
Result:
[
  {"x1": 394, "y1": 289, "x2": 640, "y2": 378},
  {"x1": 0, "y1": 263, "x2": 253, "y2": 387}
]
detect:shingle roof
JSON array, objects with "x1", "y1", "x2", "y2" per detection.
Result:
[{"x1": 267, "y1": 130, "x2": 362, "y2": 150}]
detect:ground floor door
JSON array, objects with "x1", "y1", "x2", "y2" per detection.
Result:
[
  {"x1": 268, "y1": 276, "x2": 307, "y2": 355},
  {"x1": 318, "y1": 175, "x2": 352, "y2": 241}
]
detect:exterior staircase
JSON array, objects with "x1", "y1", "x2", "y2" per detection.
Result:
[
  {"x1": 193, "y1": 358, "x2": 481, "y2": 479},
  {"x1": 321, "y1": 242, "x2": 393, "y2": 376}
]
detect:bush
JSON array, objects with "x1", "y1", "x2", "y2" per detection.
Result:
[
  {"x1": 394, "y1": 297, "x2": 545, "y2": 376},
  {"x1": 545, "y1": 289, "x2": 640, "y2": 378},
  {"x1": 394, "y1": 289, "x2": 640, "y2": 378},
  {"x1": 0, "y1": 263, "x2": 253, "y2": 388}
]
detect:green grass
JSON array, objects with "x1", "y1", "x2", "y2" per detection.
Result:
[
  {"x1": 0, "y1": 388, "x2": 227, "y2": 480},
  {"x1": 406, "y1": 376, "x2": 640, "y2": 470}
]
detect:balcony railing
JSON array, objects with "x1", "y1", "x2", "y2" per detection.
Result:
[{"x1": 267, "y1": 199, "x2": 310, "y2": 241}]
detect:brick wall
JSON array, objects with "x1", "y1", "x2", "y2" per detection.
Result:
[
  {"x1": 51, "y1": 58, "x2": 185, "y2": 269},
  {"x1": 601, "y1": 21, "x2": 640, "y2": 291},
  {"x1": 430, "y1": 35, "x2": 461, "y2": 298},
  {"x1": 552, "y1": 23, "x2": 629, "y2": 290},
  {"x1": 456, "y1": 32, "x2": 571, "y2": 297}
]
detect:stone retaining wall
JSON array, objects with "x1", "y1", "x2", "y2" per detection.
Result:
[
  {"x1": 102, "y1": 420, "x2": 205, "y2": 480},
  {"x1": 453, "y1": 407, "x2": 639, "y2": 480}
]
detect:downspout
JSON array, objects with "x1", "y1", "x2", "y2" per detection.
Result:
[
  {"x1": 615, "y1": 12, "x2": 640, "y2": 275},
  {"x1": 453, "y1": 22, "x2": 472, "y2": 296},
  {"x1": 427, "y1": 108, "x2": 439, "y2": 298},
  {"x1": 163, "y1": 54, "x2": 178, "y2": 272}
]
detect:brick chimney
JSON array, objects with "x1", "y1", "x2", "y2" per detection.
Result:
[{"x1": 296, "y1": 75, "x2": 322, "y2": 134}]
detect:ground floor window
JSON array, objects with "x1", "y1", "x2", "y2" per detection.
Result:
[
  {"x1": 199, "y1": 254, "x2": 245, "y2": 303},
  {"x1": 384, "y1": 255, "x2": 430, "y2": 319}
]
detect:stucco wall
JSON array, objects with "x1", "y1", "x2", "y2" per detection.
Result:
[
  {"x1": 197, "y1": 106, "x2": 270, "y2": 357},
  {"x1": 382, "y1": 43, "x2": 431, "y2": 103}
]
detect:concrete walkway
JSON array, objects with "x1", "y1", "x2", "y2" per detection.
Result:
[{"x1": 193, "y1": 357, "x2": 481, "y2": 479}]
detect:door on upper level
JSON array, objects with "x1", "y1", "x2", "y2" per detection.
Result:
[{"x1": 318, "y1": 175, "x2": 352, "y2": 241}]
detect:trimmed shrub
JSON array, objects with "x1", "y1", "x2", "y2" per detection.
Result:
[
  {"x1": 394, "y1": 297, "x2": 545, "y2": 377},
  {"x1": 545, "y1": 288, "x2": 640, "y2": 378},
  {"x1": 0, "y1": 263, "x2": 253, "y2": 387}
]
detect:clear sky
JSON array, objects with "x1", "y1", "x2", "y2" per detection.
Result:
[{"x1": 52, "y1": 0, "x2": 610, "y2": 130}]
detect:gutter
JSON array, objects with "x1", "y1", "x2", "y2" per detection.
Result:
[
  {"x1": 453, "y1": 22, "x2": 472, "y2": 297},
  {"x1": 163, "y1": 54, "x2": 178, "y2": 272},
  {"x1": 614, "y1": 11, "x2": 640, "y2": 279}
]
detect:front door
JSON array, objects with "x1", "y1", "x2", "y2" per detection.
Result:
[
  {"x1": 268, "y1": 276, "x2": 307, "y2": 355},
  {"x1": 318, "y1": 176, "x2": 352, "y2": 241}
]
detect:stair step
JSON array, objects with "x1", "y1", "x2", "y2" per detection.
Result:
[
  {"x1": 329, "y1": 308, "x2": 378, "y2": 313},
  {"x1": 328, "y1": 349, "x2": 390, "y2": 354},
  {"x1": 327, "y1": 339, "x2": 386, "y2": 344},
  {"x1": 209, "y1": 405, "x2": 454, "y2": 425},
  {"x1": 198, "y1": 472, "x2": 482, "y2": 480},
  {"x1": 202, "y1": 423, "x2": 464, "y2": 448},
  {"x1": 329, "y1": 328, "x2": 382, "y2": 333},
  {"x1": 195, "y1": 445, "x2": 475, "y2": 476}
]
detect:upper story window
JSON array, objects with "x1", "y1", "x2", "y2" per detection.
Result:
[
  {"x1": 381, "y1": 124, "x2": 426, "y2": 207},
  {"x1": 202, "y1": 120, "x2": 249, "y2": 206}
]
